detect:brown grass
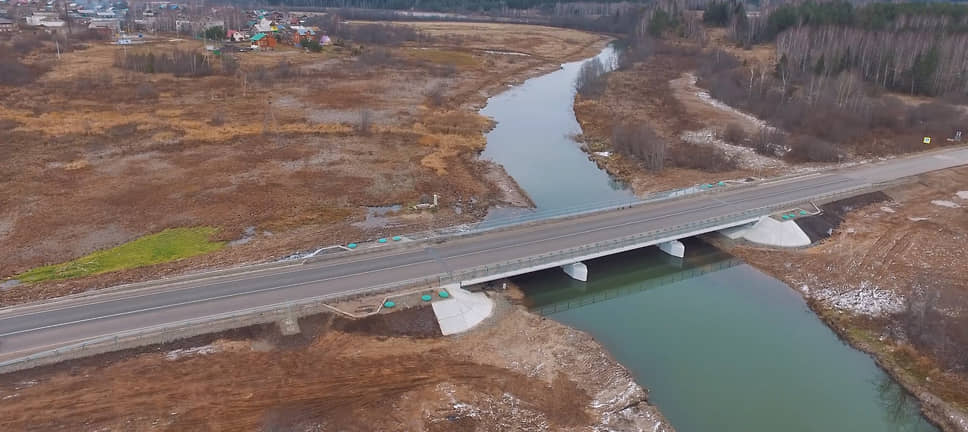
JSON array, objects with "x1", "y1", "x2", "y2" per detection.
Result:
[{"x1": 0, "y1": 23, "x2": 607, "y2": 304}]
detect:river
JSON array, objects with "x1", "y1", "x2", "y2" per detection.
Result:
[{"x1": 479, "y1": 45, "x2": 938, "y2": 431}]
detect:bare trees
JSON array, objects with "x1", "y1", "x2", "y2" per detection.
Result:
[
  {"x1": 611, "y1": 124, "x2": 666, "y2": 172},
  {"x1": 901, "y1": 276, "x2": 968, "y2": 373},
  {"x1": 774, "y1": 18, "x2": 968, "y2": 96},
  {"x1": 575, "y1": 58, "x2": 607, "y2": 99},
  {"x1": 694, "y1": 46, "x2": 967, "y2": 159},
  {"x1": 114, "y1": 49, "x2": 215, "y2": 77}
]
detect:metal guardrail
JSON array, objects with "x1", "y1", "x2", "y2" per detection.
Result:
[
  {"x1": 441, "y1": 184, "x2": 872, "y2": 285},
  {"x1": 0, "y1": 183, "x2": 872, "y2": 373},
  {"x1": 0, "y1": 275, "x2": 445, "y2": 373}
]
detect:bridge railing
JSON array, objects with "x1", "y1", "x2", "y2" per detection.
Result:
[
  {"x1": 0, "y1": 184, "x2": 871, "y2": 373},
  {"x1": 0, "y1": 274, "x2": 446, "y2": 374},
  {"x1": 443, "y1": 184, "x2": 871, "y2": 285}
]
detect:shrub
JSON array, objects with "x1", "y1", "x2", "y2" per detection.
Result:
[
  {"x1": 722, "y1": 123, "x2": 748, "y2": 145},
  {"x1": 221, "y1": 55, "x2": 240, "y2": 75},
  {"x1": 0, "y1": 60, "x2": 35, "y2": 86},
  {"x1": 135, "y1": 82, "x2": 159, "y2": 100},
  {"x1": 426, "y1": 84, "x2": 447, "y2": 107},
  {"x1": 303, "y1": 39, "x2": 323, "y2": 53},
  {"x1": 210, "y1": 110, "x2": 226, "y2": 126},
  {"x1": 752, "y1": 128, "x2": 786, "y2": 157},
  {"x1": 611, "y1": 124, "x2": 666, "y2": 171},
  {"x1": 357, "y1": 48, "x2": 394, "y2": 67},
  {"x1": 669, "y1": 141, "x2": 738, "y2": 172},
  {"x1": 575, "y1": 57, "x2": 607, "y2": 99},
  {"x1": 787, "y1": 135, "x2": 844, "y2": 162},
  {"x1": 357, "y1": 109, "x2": 373, "y2": 134},
  {"x1": 12, "y1": 37, "x2": 42, "y2": 55}
]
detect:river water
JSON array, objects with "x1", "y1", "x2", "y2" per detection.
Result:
[
  {"x1": 479, "y1": 46, "x2": 937, "y2": 431},
  {"x1": 480, "y1": 46, "x2": 634, "y2": 223}
]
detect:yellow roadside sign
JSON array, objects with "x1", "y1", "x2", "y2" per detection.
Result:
[{"x1": 923, "y1": 136, "x2": 932, "y2": 144}]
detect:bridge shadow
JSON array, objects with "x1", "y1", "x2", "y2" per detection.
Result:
[{"x1": 516, "y1": 240, "x2": 744, "y2": 316}]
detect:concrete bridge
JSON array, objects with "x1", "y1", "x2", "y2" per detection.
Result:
[
  {"x1": 0, "y1": 147, "x2": 966, "y2": 366},
  {"x1": 532, "y1": 256, "x2": 744, "y2": 316}
]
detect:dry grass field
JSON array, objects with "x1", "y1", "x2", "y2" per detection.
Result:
[{"x1": 0, "y1": 23, "x2": 609, "y2": 303}]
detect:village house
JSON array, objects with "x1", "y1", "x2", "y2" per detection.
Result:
[
  {"x1": 88, "y1": 18, "x2": 120, "y2": 36},
  {"x1": 25, "y1": 13, "x2": 66, "y2": 31},
  {"x1": 250, "y1": 32, "x2": 275, "y2": 49},
  {"x1": 226, "y1": 29, "x2": 247, "y2": 42},
  {"x1": 290, "y1": 25, "x2": 315, "y2": 46},
  {"x1": 251, "y1": 17, "x2": 276, "y2": 33},
  {"x1": 0, "y1": 17, "x2": 15, "y2": 32}
]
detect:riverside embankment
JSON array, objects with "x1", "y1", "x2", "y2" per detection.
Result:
[{"x1": 479, "y1": 43, "x2": 939, "y2": 431}]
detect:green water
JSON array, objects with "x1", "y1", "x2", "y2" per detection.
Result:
[{"x1": 518, "y1": 241, "x2": 937, "y2": 432}]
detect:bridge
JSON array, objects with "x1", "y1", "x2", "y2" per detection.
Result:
[
  {"x1": 0, "y1": 147, "x2": 966, "y2": 367},
  {"x1": 531, "y1": 253, "x2": 744, "y2": 316}
]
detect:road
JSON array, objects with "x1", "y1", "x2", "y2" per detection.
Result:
[{"x1": 1, "y1": 147, "x2": 967, "y2": 360}]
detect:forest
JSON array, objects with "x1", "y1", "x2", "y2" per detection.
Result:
[{"x1": 702, "y1": 1, "x2": 968, "y2": 96}]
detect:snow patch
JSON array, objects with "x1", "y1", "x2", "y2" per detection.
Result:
[
  {"x1": 908, "y1": 217, "x2": 930, "y2": 222},
  {"x1": 931, "y1": 200, "x2": 961, "y2": 208},
  {"x1": 880, "y1": 207, "x2": 896, "y2": 213},
  {"x1": 166, "y1": 344, "x2": 219, "y2": 361},
  {"x1": 686, "y1": 73, "x2": 772, "y2": 131},
  {"x1": 957, "y1": 191, "x2": 968, "y2": 200},
  {"x1": 816, "y1": 281, "x2": 904, "y2": 316},
  {"x1": 681, "y1": 128, "x2": 785, "y2": 170},
  {"x1": 594, "y1": 151, "x2": 611, "y2": 157},
  {"x1": 481, "y1": 49, "x2": 530, "y2": 57}
]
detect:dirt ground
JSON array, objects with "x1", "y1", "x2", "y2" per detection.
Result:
[
  {"x1": 0, "y1": 23, "x2": 608, "y2": 304},
  {"x1": 712, "y1": 167, "x2": 968, "y2": 431},
  {"x1": 574, "y1": 42, "x2": 782, "y2": 195},
  {"x1": 0, "y1": 290, "x2": 672, "y2": 432}
]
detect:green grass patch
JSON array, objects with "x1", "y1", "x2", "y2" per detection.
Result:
[{"x1": 15, "y1": 227, "x2": 225, "y2": 283}]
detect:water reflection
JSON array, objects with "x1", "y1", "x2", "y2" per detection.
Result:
[{"x1": 519, "y1": 241, "x2": 937, "y2": 432}]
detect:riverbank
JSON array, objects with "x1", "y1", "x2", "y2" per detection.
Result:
[
  {"x1": 0, "y1": 289, "x2": 673, "y2": 431},
  {"x1": 0, "y1": 22, "x2": 606, "y2": 305},
  {"x1": 710, "y1": 167, "x2": 968, "y2": 431}
]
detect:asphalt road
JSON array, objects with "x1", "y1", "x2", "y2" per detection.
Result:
[{"x1": 1, "y1": 147, "x2": 967, "y2": 360}]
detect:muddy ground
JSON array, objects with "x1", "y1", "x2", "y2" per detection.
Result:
[
  {"x1": 711, "y1": 167, "x2": 968, "y2": 431},
  {"x1": 0, "y1": 290, "x2": 672, "y2": 432},
  {"x1": 0, "y1": 23, "x2": 608, "y2": 304}
]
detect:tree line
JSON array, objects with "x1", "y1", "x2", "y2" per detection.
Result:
[{"x1": 254, "y1": 0, "x2": 646, "y2": 13}]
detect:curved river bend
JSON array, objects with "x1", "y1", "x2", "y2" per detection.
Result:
[{"x1": 479, "y1": 45, "x2": 937, "y2": 432}]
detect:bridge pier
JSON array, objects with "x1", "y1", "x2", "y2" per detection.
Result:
[
  {"x1": 561, "y1": 262, "x2": 588, "y2": 282},
  {"x1": 658, "y1": 240, "x2": 685, "y2": 258}
]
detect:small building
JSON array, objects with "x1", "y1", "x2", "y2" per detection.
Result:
[
  {"x1": 0, "y1": 17, "x2": 15, "y2": 32},
  {"x1": 226, "y1": 29, "x2": 247, "y2": 42},
  {"x1": 89, "y1": 18, "x2": 120, "y2": 34},
  {"x1": 250, "y1": 32, "x2": 275, "y2": 49},
  {"x1": 251, "y1": 17, "x2": 275, "y2": 33},
  {"x1": 291, "y1": 25, "x2": 315, "y2": 46}
]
